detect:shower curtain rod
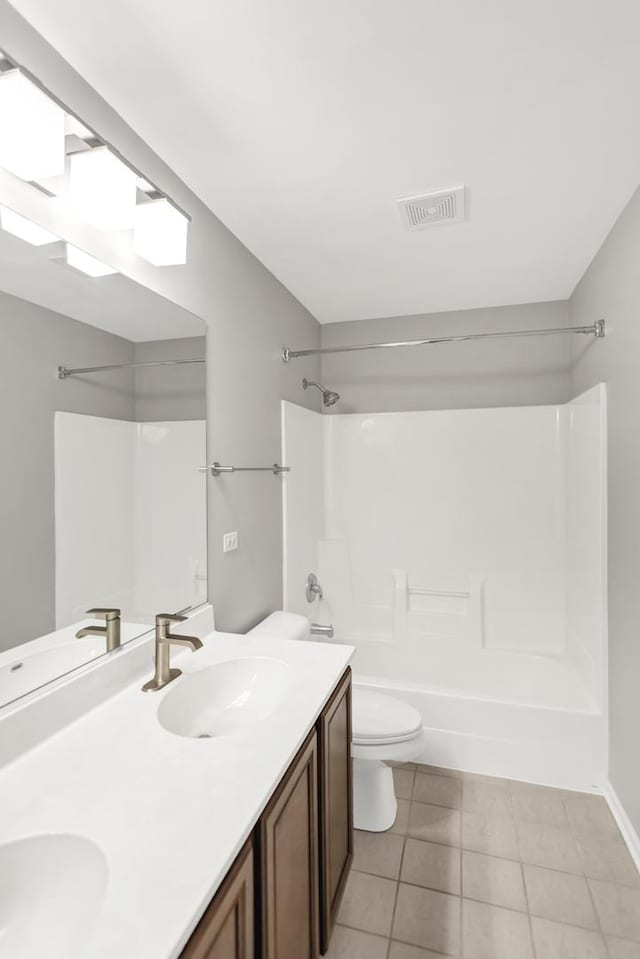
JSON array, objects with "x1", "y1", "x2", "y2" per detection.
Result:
[
  {"x1": 57, "y1": 358, "x2": 205, "y2": 379},
  {"x1": 281, "y1": 319, "x2": 606, "y2": 361}
]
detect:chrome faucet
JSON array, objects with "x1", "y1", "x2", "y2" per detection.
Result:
[
  {"x1": 306, "y1": 573, "x2": 323, "y2": 603},
  {"x1": 142, "y1": 613, "x2": 203, "y2": 692},
  {"x1": 76, "y1": 608, "x2": 121, "y2": 652}
]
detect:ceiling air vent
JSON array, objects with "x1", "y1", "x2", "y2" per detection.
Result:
[{"x1": 397, "y1": 186, "x2": 466, "y2": 230}]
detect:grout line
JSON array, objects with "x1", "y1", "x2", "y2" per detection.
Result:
[
  {"x1": 388, "y1": 931, "x2": 451, "y2": 956},
  {"x1": 519, "y1": 854, "x2": 539, "y2": 959},
  {"x1": 362, "y1": 816, "x2": 632, "y2": 883},
  {"x1": 386, "y1": 833, "x2": 406, "y2": 956}
]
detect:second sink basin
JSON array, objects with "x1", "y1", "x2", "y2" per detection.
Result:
[
  {"x1": 158, "y1": 657, "x2": 292, "y2": 738},
  {"x1": 0, "y1": 833, "x2": 108, "y2": 959}
]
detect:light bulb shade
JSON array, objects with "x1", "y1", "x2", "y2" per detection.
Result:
[
  {"x1": 0, "y1": 70, "x2": 65, "y2": 181},
  {"x1": 133, "y1": 198, "x2": 188, "y2": 266},
  {"x1": 0, "y1": 206, "x2": 59, "y2": 245},
  {"x1": 69, "y1": 147, "x2": 137, "y2": 231},
  {"x1": 65, "y1": 243, "x2": 117, "y2": 277}
]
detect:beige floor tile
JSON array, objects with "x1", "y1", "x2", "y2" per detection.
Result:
[
  {"x1": 389, "y1": 942, "x2": 449, "y2": 958},
  {"x1": 531, "y1": 917, "x2": 607, "y2": 959},
  {"x1": 606, "y1": 936, "x2": 640, "y2": 958},
  {"x1": 407, "y1": 802, "x2": 461, "y2": 846},
  {"x1": 401, "y1": 837, "x2": 461, "y2": 894},
  {"x1": 337, "y1": 869, "x2": 397, "y2": 937},
  {"x1": 589, "y1": 879, "x2": 640, "y2": 941},
  {"x1": 415, "y1": 763, "x2": 464, "y2": 780},
  {"x1": 462, "y1": 811, "x2": 519, "y2": 859},
  {"x1": 516, "y1": 819, "x2": 582, "y2": 873},
  {"x1": 391, "y1": 798, "x2": 410, "y2": 835},
  {"x1": 523, "y1": 864, "x2": 598, "y2": 929},
  {"x1": 353, "y1": 829, "x2": 405, "y2": 880},
  {"x1": 462, "y1": 898, "x2": 533, "y2": 959},
  {"x1": 462, "y1": 850, "x2": 526, "y2": 911},
  {"x1": 394, "y1": 766, "x2": 417, "y2": 800},
  {"x1": 565, "y1": 794, "x2": 621, "y2": 839},
  {"x1": 463, "y1": 779, "x2": 513, "y2": 818},
  {"x1": 393, "y1": 884, "x2": 461, "y2": 955},
  {"x1": 327, "y1": 925, "x2": 389, "y2": 959},
  {"x1": 577, "y1": 836, "x2": 640, "y2": 886},
  {"x1": 510, "y1": 782, "x2": 569, "y2": 828},
  {"x1": 414, "y1": 772, "x2": 462, "y2": 809}
]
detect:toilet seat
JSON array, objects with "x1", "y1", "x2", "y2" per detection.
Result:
[{"x1": 352, "y1": 688, "x2": 423, "y2": 746}]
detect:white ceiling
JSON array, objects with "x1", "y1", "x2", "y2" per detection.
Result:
[{"x1": 8, "y1": 0, "x2": 640, "y2": 324}]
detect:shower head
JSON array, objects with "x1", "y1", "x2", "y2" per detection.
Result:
[{"x1": 302, "y1": 378, "x2": 340, "y2": 408}]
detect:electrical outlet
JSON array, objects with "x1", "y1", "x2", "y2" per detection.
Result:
[{"x1": 223, "y1": 531, "x2": 238, "y2": 553}]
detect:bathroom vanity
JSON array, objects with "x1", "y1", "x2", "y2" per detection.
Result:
[
  {"x1": 177, "y1": 667, "x2": 352, "y2": 959},
  {"x1": 0, "y1": 630, "x2": 353, "y2": 959}
]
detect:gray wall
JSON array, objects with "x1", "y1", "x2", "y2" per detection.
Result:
[
  {"x1": 134, "y1": 337, "x2": 207, "y2": 422},
  {"x1": 320, "y1": 302, "x2": 571, "y2": 414},
  {"x1": 0, "y1": 2, "x2": 321, "y2": 633},
  {"x1": 0, "y1": 291, "x2": 135, "y2": 651},
  {"x1": 570, "y1": 186, "x2": 640, "y2": 834}
]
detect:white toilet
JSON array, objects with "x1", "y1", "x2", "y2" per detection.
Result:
[{"x1": 247, "y1": 612, "x2": 424, "y2": 832}]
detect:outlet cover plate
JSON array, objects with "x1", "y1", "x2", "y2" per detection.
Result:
[{"x1": 223, "y1": 531, "x2": 238, "y2": 553}]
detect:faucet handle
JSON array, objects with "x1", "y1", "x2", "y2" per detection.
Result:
[
  {"x1": 86, "y1": 607, "x2": 121, "y2": 620},
  {"x1": 155, "y1": 613, "x2": 188, "y2": 627}
]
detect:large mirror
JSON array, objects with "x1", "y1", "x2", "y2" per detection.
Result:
[{"x1": 0, "y1": 211, "x2": 207, "y2": 708}]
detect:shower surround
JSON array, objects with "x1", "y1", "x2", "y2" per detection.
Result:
[{"x1": 281, "y1": 384, "x2": 607, "y2": 788}]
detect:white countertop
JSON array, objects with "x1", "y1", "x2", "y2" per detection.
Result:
[{"x1": 0, "y1": 631, "x2": 353, "y2": 959}]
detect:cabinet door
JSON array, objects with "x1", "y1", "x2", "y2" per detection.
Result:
[
  {"x1": 317, "y1": 668, "x2": 353, "y2": 953},
  {"x1": 259, "y1": 730, "x2": 319, "y2": 959},
  {"x1": 180, "y1": 839, "x2": 254, "y2": 959}
]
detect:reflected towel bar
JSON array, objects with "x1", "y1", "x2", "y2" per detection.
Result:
[
  {"x1": 198, "y1": 463, "x2": 291, "y2": 476},
  {"x1": 281, "y1": 319, "x2": 606, "y2": 361},
  {"x1": 57, "y1": 358, "x2": 205, "y2": 379}
]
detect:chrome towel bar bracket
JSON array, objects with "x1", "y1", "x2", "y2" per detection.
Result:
[{"x1": 198, "y1": 462, "x2": 291, "y2": 476}]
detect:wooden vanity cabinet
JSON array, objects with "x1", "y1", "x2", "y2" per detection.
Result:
[
  {"x1": 317, "y1": 667, "x2": 353, "y2": 953},
  {"x1": 180, "y1": 668, "x2": 353, "y2": 959},
  {"x1": 180, "y1": 838, "x2": 254, "y2": 959},
  {"x1": 258, "y1": 729, "x2": 320, "y2": 959}
]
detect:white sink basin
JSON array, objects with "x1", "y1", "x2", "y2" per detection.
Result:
[
  {"x1": 158, "y1": 657, "x2": 292, "y2": 738},
  {"x1": 0, "y1": 834, "x2": 108, "y2": 959}
]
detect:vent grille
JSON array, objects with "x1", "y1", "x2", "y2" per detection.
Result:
[{"x1": 397, "y1": 186, "x2": 466, "y2": 230}]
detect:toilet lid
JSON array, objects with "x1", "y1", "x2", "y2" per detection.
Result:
[{"x1": 352, "y1": 688, "x2": 422, "y2": 745}]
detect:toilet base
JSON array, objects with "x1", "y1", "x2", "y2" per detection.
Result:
[{"x1": 353, "y1": 758, "x2": 397, "y2": 832}]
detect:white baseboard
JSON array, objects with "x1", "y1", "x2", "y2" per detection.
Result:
[{"x1": 604, "y1": 781, "x2": 640, "y2": 874}]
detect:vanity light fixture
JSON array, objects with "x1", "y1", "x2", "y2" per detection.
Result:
[
  {"x1": 133, "y1": 198, "x2": 189, "y2": 266},
  {"x1": 65, "y1": 243, "x2": 117, "y2": 278},
  {"x1": 0, "y1": 206, "x2": 59, "y2": 245},
  {"x1": 0, "y1": 69, "x2": 66, "y2": 181},
  {"x1": 0, "y1": 48, "x2": 191, "y2": 265},
  {"x1": 69, "y1": 146, "x2": 138, "y2": 231}
]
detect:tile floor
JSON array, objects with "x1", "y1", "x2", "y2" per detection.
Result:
[{"x1": 330, "y1": 763, "x2": 640, "y2": 959}]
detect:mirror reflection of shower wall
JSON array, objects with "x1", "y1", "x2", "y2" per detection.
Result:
[{"x1": 0, "y1": 223, "x2": 207, "y2": 708}]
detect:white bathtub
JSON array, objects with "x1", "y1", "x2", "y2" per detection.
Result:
[{"x1": 348, "y1": 639, "x2": 607, "y2": 790}]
